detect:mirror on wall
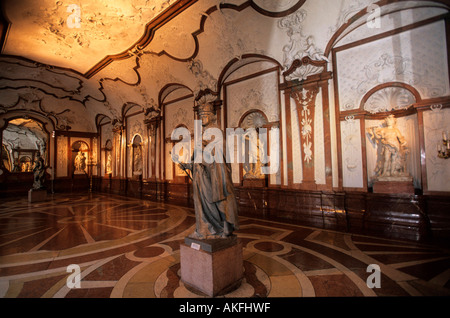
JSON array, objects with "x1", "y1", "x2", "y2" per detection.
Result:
[{"x1": 2, "y1": 118, "x2": 48, "y2": 173}]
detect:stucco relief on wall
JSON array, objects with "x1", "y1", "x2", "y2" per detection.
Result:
[
  {"x1": 278, "y1": 9, "x2": 328, "y2": 81},
  {"x1": 337, "y1": 22, "x2": 449, "y2": 112},
  {"x1": 341, "y1": 117, "x2": 363, "y2": 188},
  {"x1": 424, "y1": 108, "x2": 450, "y2": 192},
  {"x1": 364, "y1": 86, "x2": 416, "y2": 114},
  {"x1": 227, "y1": 72, "x2": 279, "y2": 129}
]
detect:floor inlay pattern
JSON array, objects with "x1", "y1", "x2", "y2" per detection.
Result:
[{"x1": 1, "y1": 193, "x2": 449, "y2": 298}]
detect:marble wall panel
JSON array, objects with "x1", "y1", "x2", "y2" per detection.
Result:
[
  {"x1": 423, "y1": 108, "x2": 450, "y2": 192},
  {"x1": 336, "y1": 21, "x2": 449, "y2": 112},
  {"x1": 340, "y1": 118, "x2": 363, "y2": 189},
  {"x1": 56, "y1": 135, "x2": 68, "y2": 178}
]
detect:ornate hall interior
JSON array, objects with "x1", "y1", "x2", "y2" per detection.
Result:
[{"x1": 1, "y1": 0, "x2": 450, "y2": 300}]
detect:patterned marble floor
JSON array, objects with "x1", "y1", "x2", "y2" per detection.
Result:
[{"x1": 0, "y1": 193, "x2": 449, "y2": 298}]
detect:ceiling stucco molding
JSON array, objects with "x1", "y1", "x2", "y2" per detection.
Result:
[
  {"x1": 1, "y1": 0, "x2": 306, "y2": 79},
  {"x1": 141, "y1": 0, "x2": 306, "y2": 63},
  {"x1": 250, "y1": 0, "x2": 307, "y2": 17},
  {"x1": 83, "y1": 0, "x2": 199, "y2": 78},
  {"x1": 0, "y1": 0, "x2": 306, "y2": 121},
  {"x1": 0, "y1": 55, "x2": 107, "y2": 110},
  {"x1": 0, "y1": 97, "x2": 70, "y2": 131},
  {"x1": 0, "y1": 0, "x2": 198, "y2": 77},
  {"x1": 92, "y1": 1, "x2": 305, "y2": 102}
]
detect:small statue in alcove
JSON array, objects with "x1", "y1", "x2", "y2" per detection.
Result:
[
  {"x1": 367, "y1": 114, "x2": 411, "y2": 180},
  {"x1": 74, "y1": 151, "x2": 87, "y2": 173},
  {"x1": 133, "y1": 145, "x2": 143, "y2": 176}
]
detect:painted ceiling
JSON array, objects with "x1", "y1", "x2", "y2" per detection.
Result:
[{"x1": 1, "y1": 0, "x2": 180, "y2": 74}]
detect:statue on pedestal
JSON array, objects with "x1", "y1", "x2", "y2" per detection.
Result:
[
  {"x1": 174, "y1": 102, "x2": 239, "y2": 239},
  {"x1": 32, "y1": 154, "x2": 46, "y2": 190},
  {"x1": 367, "y1": 114, "x2": 411, "y2": 181}
]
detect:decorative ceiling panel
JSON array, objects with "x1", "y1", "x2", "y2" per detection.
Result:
[{"x1": 1, "y1": 0, "x2": 187, "y2": 74}]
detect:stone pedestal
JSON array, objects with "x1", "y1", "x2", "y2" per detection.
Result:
[
  {"x1": 28, "y1": 189, "x2": 47, "y2": 203},
  {"x1": 373, "y1": 180, "x2": 414, "y2": 194},
  {"x1": 180, "y1": 236, "x2": 243, "y2": 297}
]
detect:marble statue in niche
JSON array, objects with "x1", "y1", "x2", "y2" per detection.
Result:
[
  {"x1": 32, "y1": 154, "x2": 46, "y2": 190},
  {"x1": 243, "y1": 133, "x2": 264, "y2": 180},
  {"x1": 74, "y1": 151, "x2": 87, "y2": 173},
  {"x1": 174, "y1": 101, "x2": 239, "y2": 239},
  {"x1": 367, "y1": 115, "x2": 411, "y2": 181},
  {"x1": 104, "y1": 139, "x2": 113, "y2": 175},
  {"x1": 106, "y1": 152, "x2": 112, "y2": 175},
  {"x1": 240, "y1": 112, "x2": 267, "y2": 181},
  {"x1": 132, "y1": 135, "x2": 143, "y2": 176},
  {"x1": 21, "y1": 158, "x2": 32, "y2": 172}
]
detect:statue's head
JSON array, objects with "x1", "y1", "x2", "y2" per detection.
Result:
[
  {"x1": 198, "y1": 102, "x2": 215, "y2": 127},
  {"x1": 384, "y1": 114, "x2": 396, "y2": 127}
]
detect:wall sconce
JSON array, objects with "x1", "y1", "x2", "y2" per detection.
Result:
[{"x1": 438, "y1": 130, "x2": 450, "y2": 159}]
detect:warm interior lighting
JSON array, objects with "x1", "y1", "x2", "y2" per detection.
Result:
[
  {"x1": 2, "y1": 0, "x2": 177, "y2": 73},
  {"x1": 438, "y1": 130, "x2": 450, "y2": 159}
]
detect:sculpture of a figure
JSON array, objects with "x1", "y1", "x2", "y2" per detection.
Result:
[
  {"x1": 243, "y1": 134, "x2": 264, "y2": 180},
  {"x1": 21, "y1": 161, "x2": 30, "y2": 172},
  {"x1": 133, "y1": 146, "x2": 143, "y2": 175},
  {"x1": 74, "y1": 151, "x2": 86, "y2": 172},
  {"x1": 303, "y1": 36, "x2": 329, "y2": 62},
  {"x1": 106, "y1": 152, "x2": 112, "y2": 174},
  {"x1": 32, "y1": 155, "x2": 46, "y2": 190},
  {"x1": 367, "y1": 115, "x2": 409, "y2": 179},
  {"x1": 175, "y1": 102, "x2": 239, "y2": 239}
]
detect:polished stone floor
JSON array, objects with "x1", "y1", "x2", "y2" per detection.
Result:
[{"x1": 0, "y1": 193, "x2": 449, "y2": 298}]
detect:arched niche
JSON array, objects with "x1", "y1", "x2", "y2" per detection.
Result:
[
  {"x1": 360, "y1": 83, "x2": 420, "y2": 114},
  {"x1": 238, "y1": 109, "x2": 269, "y2": 187},
  {"x1": 104, "y1": 139, "x2": 113, "y2": 175},
  {"x1": 71, "y1": 140, "x2": 89, "y2": 175},
  {"x1": 131, "y1": 134, "x2": 143, "y2": 177},
  {"x1": 361, "y1": 84, "x2": 422, "y2": 190},
  {"x1": 160, "y1": 83, "x2": 194, "y2": 182},
  {"x1": 1, "y1": 116, "x2": 50, "y2": 173}
]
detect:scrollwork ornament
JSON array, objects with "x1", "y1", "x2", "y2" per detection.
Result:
[{"x1": 430, "y1": 104, "x2": 443, "y2": 112}]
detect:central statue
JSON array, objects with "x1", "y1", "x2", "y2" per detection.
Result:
[{"x1": 177, "y1": 101, "x2": 239, "y2": 239}]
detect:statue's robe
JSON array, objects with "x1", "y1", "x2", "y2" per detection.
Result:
[{"x1": 188, "y1": 140, "x2": 239, "y2": 239}]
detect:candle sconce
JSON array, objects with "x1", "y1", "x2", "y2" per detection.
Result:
[{"x1": 438, "y1": 130, "x2": 450, "y2": 159}]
